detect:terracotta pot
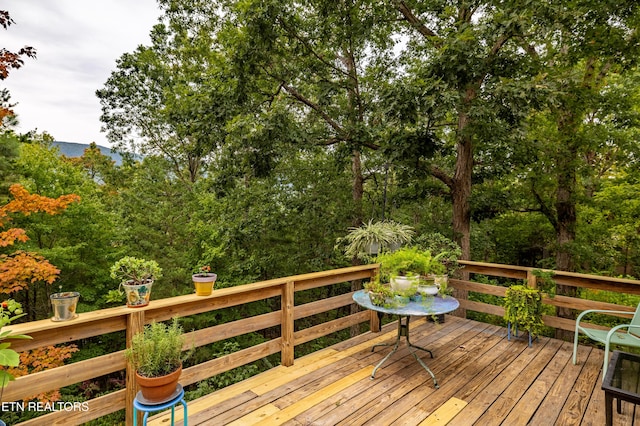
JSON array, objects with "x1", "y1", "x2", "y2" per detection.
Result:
[
  {"x1": 192, "y1": 273, "x2": 217, "y2": 296},
  {"x1": 135, "y1": 365, "x2": 182, "y2": 403}
]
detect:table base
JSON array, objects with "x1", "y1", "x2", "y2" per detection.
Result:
[{"x1": 371, "y1": 315, "x2": 439, "y2": 388}]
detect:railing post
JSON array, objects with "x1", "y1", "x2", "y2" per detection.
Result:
[
  {"x1": 370, "y1": 266, "x2": 381, "y2": 332},
  {"x1": 125, "y1": 310, "x2": 145, "y2": 426},
  {"x1": 527, "y1": 269, "x2": 537, "y2": 289},
  {"x1": 281, "y1": 281, "x2": 295, "y2": 367}
]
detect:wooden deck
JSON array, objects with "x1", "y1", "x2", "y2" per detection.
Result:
[{"x1": 148, "y1": 316, "x2": 638, "y2": 426}]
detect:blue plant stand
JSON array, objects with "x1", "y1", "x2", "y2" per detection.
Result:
[
  {"x1": 133, "y1": 384, "x2": 187, "y2": 426},
  {"x1": 507, "y1": 322, "x2": 535, "y2": 347}
]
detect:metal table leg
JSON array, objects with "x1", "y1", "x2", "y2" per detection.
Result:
[{"x1": 370, "y1": 315, "x2": 439, "y2": 388}]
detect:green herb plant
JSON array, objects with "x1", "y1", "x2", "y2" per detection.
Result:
[{"x1": 124, "y1": 318, "x2": 192, "y2": 378}]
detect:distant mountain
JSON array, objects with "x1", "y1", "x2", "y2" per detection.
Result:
[{"x1": 52, "y1": 141, "x2": 125, "y2": 166}]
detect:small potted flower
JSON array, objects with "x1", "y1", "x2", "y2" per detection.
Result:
[
  {"x1": 109, "y1": 256, "x2": 162, "y2": 308},
  {"x1": 192, "y1": 265, "x2": 217, "y2": 296}
]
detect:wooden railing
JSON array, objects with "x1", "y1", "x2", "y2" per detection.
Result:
[
  {"x1": 4, "y1": 261, "x2": 640, "y2": 425},
  {"x1": 4, "y1": 265, "x2": 379, "y2": 426},
  {"x1": 453, "y1": 260, "x2": 640, "y2": 331}
]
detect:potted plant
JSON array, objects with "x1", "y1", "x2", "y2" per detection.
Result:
[
  {"x1": 364, "y1": 277, "x2": 393, "y2": 306},
  {"x1": 503, "y1": 284, "x2": 544, "y2": 345},
  {"x1": 414, "y1": 233, "x2": 463, "y2": 296},
  {"x1": 109, "y1": 256, "x2": 162, "y2": 308},
  {"x1": 339, "y1": 220, "x2": 414, "y2": 260},
  {"x1": 125, "y1": 318, "x2": 191, "y2": 403},
  {"x1": 0, "y1": 300, "x2": 31, "y2": 398},
  {"x1": 192, "y1": 265, "x2": 217, "y2": 296},
  {"x1": 376, "y1": 247, "x2": 445, "y2": 293}
]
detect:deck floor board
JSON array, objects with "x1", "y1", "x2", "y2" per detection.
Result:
[{"x1": 148, "y1": 316, "x2": 628, "y2": 426}]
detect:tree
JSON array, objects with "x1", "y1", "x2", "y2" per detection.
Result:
[
  {"x1": 97, "y1": 7, "x2": 236, "y2": 184},
  {"x1": 388, "y1": 1, "x2": 640, "y2": 268},
  {"x1": 0, "y1": 132, "x2": 20, "y2": 198},
  {"x1": 64, "y1": 142, "x2": 117, "y2": 183},
  {"x1": 0, "y1": 184, "x2": 79, "y2": 319},
  {"x1": 109, "y1": 155, "x2": 198, "y2": 296},
  {"x1": 224, "y1": 0, "x2": 399, "y2": 228},
  {"x1": 12, "y1": 139, "x2": 124, "y2": 311},
  {"x1": 387, "y1": 1, "x2": 544, "y2": 260}
]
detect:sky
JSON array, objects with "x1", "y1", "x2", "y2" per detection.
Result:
[{"x1": 2, "y1": 0, "x2": 162, "y2": 148}]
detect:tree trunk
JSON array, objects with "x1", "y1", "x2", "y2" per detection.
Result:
[
  {"x1": 350, "y1": 148, "x2": 365, "y2": 336},
  {"x1": 351, "y1": 148, "x2": 364, "y2": 227},
  {"x1": 452, "y1": 137, "x2": 473, "y2": 262},
  {"x1": 449, "y1": 100, "x2": 475, "y2": 318},
  {"x1": 554, "y1": 142, "x2": 578, "y2": 340}
]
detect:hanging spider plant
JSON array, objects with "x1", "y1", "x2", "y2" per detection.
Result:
[{"x1": 339, "y1": 220, "x2": 414, "y2": 260}]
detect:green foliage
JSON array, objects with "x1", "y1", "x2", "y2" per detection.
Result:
[
  {"x1": 413, "y1": 233, "x2": 462, "y2": 276},
  {"x1": 376, "y1": 247, "x2": 446, "y2": 281},
  {"x1": 338, "y1": 220, "x2": 414, "y2": 261},
  {"x1": 503, "y1": 285, "x2": 545, "y2": 338},
  {"x1": 9, "y1": 139, "x2": 121, "y2": 314},
  {"x1": 0, "y1": 132, "x2": 19, "y2": 200},
  {"x1": 364, "y1": 277, "x2": 393, "y2": 306},
  {"x1": 124, "y1": 318, "x2": 191, "y2": 378},
  {"x1": 109, "y1": 256, "x2": 163, "y2": 285},
  {"x1": 0, "y1": 299, "x2": 30, "y2": 387},
  {"x1": 532, "y1": 269, "x2": 557, "y2": 297}
]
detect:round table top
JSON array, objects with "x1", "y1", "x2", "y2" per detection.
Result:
[{"x1": 352, "y1": 289, "x2": 459, "y2": 317}]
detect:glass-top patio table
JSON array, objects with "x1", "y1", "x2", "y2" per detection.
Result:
[{"x1": 352, "y1": 289, "x2": 460, "y2": 389}]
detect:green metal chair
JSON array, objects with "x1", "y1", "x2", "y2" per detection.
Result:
[{"x1": 573, "y1": 304, "x2": 640, "y2": 380}]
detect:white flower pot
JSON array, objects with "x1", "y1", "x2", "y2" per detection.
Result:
[{"x1": 390, "y1": 275, "x2": 419, "y2": 293}]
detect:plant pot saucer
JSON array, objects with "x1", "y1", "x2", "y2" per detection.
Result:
[
  {"x1": 50, "y1": 313, "x2": 78, "y2": 322},
  {"x1": 135, "y1": 384, "x2": 182, "y2": 405}
]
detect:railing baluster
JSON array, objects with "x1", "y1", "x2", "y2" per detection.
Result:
[{"x1": 281, "y1": 280, "x2": 295, "y2": 367}]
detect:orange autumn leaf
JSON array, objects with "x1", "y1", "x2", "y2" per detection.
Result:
[
  {"x1": 8, "y1": 344, "x2": 78, "y2": 403},
  {"x1": 0, "y1": 228, "x2": 28, "y2": 247},
  {"x1": 0, "y1": 251, "x2": 60, "y2": 293},
  {"x1": 1, "y1": 184, "x2": 80, "y2": 223},
  {"x1": 0, "y1": 184, "x2": 79, "y2": 292}
]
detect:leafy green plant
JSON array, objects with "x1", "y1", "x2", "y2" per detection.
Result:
[
  {"x1": 110, "y1": 256, "x2": 163, "y2": 285},
  {"x1": 124, "y1": 318, "x2": 192, "y2": 378},
  {"x1": 503, "y1": 284, "x2": 544, "y2": 338},
  {"x1": 0, "y1": 299, "x2": 31, "y2": 389},
  {"x1": 193, "y1": 264, "x2": 214, "y2": 277},
  {"x1": 339, "y1": 220, "x2": 414, "y2": 260},
  {"x1": 376, "y1": 247, "x2": 446, "y2": 281},
  {"x1": 364, "y1": 277, "x2": 393, "y2": 306},
  {"x1": 107, "y1": 257, "x2": 163, "y2": 303}
]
